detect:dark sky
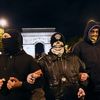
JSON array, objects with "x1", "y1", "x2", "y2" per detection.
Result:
[{"x1": 1, "y1": 0, "x2": 100, "y2": 42}]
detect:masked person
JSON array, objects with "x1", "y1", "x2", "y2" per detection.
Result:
[
  {"x1": 0, "y1": 29, "x2": 42, "y2": 100},
  {"x1": 72, "y1": 20, "x2": 100, "y2": 100},
  {"x1": 27, "y1": 32, "x2": 88, "y2": 100}
]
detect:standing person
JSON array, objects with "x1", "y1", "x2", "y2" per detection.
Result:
[
  {"x1": 27, "y1": 32, "x2": 87, "y2": 100},
  {"x1": 72, "y1": 20, "x2": 100, "y2": 100},
  {"x1": 0, "y1": 29, "x2": 41, "y2": 100}
]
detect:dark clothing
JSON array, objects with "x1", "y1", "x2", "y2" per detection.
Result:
[
  {"x1": 0, "y1": 50, "x2": 40, "y2": 100},
  {"x1": 73, "y1": 39, "x2": 100, "y2": 89},
  {"x1": 38, "y1": 52, "x2": 85, "y2": 100},
  {"x1": 2, "y1": 29, "x2": 23, "y2": 55},
  {"x1": 31, "y1": 88, "x2": 46, "y2": 100},
  {"x1": 72, "y1": 21, "x2": 100, "y2": 99}
]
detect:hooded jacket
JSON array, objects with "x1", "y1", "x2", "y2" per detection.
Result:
[
  {"x1": 0, "y1": 29, "x2": 41, "y2": 100},
  {"x1": 72, "y1": 21, "x2": 100, "y2": 91}
]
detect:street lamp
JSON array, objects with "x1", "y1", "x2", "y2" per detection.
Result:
[
  {"x1": 0, "y1": 18, "x2": 8, "y2": 28},
  {"x1": 0, "y1": 18, "x2": 8, "y2": 36}
]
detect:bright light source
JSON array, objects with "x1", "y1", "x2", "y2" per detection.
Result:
[{"x1": 0, "y1": 18, "x2": 8, "y2": 27}]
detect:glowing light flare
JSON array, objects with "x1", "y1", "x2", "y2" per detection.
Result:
[{"x1": 0, "y1": 18, "x2": 8, "y2": 27}]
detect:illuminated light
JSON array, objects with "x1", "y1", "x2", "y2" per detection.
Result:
[{"x1": 0, "y1": 18, "x2": 8, "y2": 27}]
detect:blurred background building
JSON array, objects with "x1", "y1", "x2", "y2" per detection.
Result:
[{"x1": 21, "y1": 28, "x2": 55, "y2": 58}]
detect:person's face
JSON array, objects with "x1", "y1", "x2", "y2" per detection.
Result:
[
  {"x1": 88, "y1": 28, "x2": 99, "y2": 44},
  {"x1": 51, "y1": 41, "x2": 64, "y2": 56}
]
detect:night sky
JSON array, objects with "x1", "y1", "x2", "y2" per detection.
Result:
[{"x1": 1, "y1": 0, "x2": 100, "y2": 43}]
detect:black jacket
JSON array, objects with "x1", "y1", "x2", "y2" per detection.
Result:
[
  {"x1": 0, "y1": 50, "x2": 40, "y2": 100},
  {"x1": 38, "y1": 52, "x2": 85, "y2": 100},
  {"x1": 72, "y1": 21, "x2": 100, "y2": 92}
]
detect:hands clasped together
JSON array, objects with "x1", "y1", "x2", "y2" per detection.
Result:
[{"x1": 0, "y1": 77, "x2": 22, "y2": 90}]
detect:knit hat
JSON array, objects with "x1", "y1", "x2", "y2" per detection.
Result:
[{"x1": 50, "y1": 32, "x2": 65, "y2": 47}]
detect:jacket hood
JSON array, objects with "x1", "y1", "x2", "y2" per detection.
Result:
[{"x1": 84, "y1": 20, "x2": 100, "y2": 44}]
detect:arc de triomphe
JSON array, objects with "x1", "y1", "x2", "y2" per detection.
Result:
[{"x1": 21, "y1": 28, "x2": 55, "y2": 57}]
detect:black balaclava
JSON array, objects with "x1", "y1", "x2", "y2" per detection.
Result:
[
  {"x1": 2, "y1": 29, "x2": 23, "y2": 55},
  {"x1": 50, "y1": 32, "x2": 66, "y2": 56}
]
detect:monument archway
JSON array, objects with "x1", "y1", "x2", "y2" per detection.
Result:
[
  {"x1": 21, "y1": 28, "x2": 55, "y2": 57},
  {"x1": 35, "y1": 42, "x2": 44, "y2": 58}
]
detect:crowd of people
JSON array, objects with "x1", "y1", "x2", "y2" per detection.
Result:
[{"x1": 0, "y1": 20, "x2": 100, "y2": 100}]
